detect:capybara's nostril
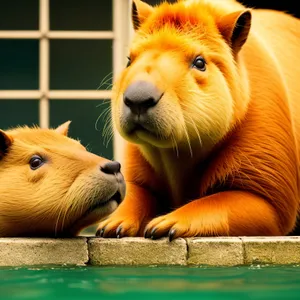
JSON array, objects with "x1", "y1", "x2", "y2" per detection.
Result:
[
  {"x1": 100, "y1": 161, "x2": 121, "y2": 175},
  {"x1": 124, "y1": 96, "x2": 156, "y2": 110},
  {"x1": 123, "y1": 80, "x2": 163, "y2": 115}
]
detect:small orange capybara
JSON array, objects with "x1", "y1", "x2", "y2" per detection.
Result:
[
  {"x1": 0, "y1": 121, "x2": 125, "y2": 237},
  {"x1": 97, "y1": 0, "x2": 300, "y2": 240}
]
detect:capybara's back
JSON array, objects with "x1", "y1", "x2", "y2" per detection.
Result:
[{"x1": 0, "y1": 121, "x2": 125, "y2": 237}]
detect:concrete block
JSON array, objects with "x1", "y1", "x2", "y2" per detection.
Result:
[
  {"x1": 88, "y1": 237, "x2": 187, "y2": 266},
  {"x1": 242, "y1": 236, "x2": 300, "y2": 265},
  {"x1": 0, "y1": 238, "x2": 88, "y2": 266},
  {"x1": 187, "y1": 237, "x2": 244, "y2": 266}
]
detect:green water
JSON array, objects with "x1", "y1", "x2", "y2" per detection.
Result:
[{"x1": 1, "y1": 265, "x2": 299, "y2": 300}]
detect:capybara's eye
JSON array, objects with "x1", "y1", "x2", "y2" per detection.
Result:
[
  {"x1": 126, "y1": 56, "x2": 131, "y2": 68},
  {"x1": 192, "y1": 56, "x2": 206, "y2": 71},
  {"x1": 29, "y1": 155, "x2": 44, "y2": 170}
]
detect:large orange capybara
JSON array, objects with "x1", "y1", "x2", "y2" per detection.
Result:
[
  {"x1": 0, "y1": 121, "x2": 125, "y2": 237},
  {"x1": 97, "y1": 0, "x2": 300, "y2": 240}
]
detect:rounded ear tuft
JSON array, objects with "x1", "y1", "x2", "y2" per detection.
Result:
[
  {"x1": 55, "y1": 121, "x2": 71, "y2": 136},
  {"x1": 217, "y1": 9, "x2": 252, "y2": 54},
  {"x1": 131, "y1": 0, "x2": 154, "y2": 31},
  {"x1": 132, "y1": 1, "x2": 140, "y2": 31},
  {"x1": 0, "y1": 130, "x2": 13, "y2": 159}
]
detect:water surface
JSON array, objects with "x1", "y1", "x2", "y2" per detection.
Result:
[{"x1": 1, "y1": 265, "x2": 299, "y2": 299}]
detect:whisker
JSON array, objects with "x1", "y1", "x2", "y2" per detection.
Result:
[
  {"x1": 104, "y1": 84, "x2": 113, "y2": 91},
  {"x1": 105, "y1": 131, "x2": 114, "y2": 148},
  {"x1": 95, "y1": 105, "x2": 111, "y2": 131},
  {"x1": 182, "y1": 119, "x2": 193, "y2": 158},
  {"x1": 103, "y1": 117, "x2": 113, "y2": 145},
  {"x1": 186, "y1": 114, "x2": 203, "y2": 148},
  {"x1": 97, "y1": 72, "x2": 113, "y2": 90},
  {"x1": 60, "y1": 202, "x2": 71, "y2": 235},
  {"x1": 96, "y1": 99, "x2": 111, "y2": 108},
  {"x1": 171, "y1": 130, "x2": 179, "y2": 157},
  {"x1": 54, "y1": 203, "x2": 65, "y2": 237}
]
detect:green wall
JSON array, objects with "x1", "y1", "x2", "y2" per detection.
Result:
[{"x1": 0, "y1": 0, "x2": 114, "y2": 160}]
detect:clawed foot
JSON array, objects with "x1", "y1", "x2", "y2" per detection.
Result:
[
  {"x1": 98, "y1": 204, "x2": 228, "y2": 240},
  {"x1": 144, "y1": 213, "x2": 198, "y2": 242},
  {"x1": 96, "y1": 214, "x2": 142, "y2": 238}
]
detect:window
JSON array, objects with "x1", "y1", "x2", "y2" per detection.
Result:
[{"x1": 0, "y1": 0, "x2": 131, "y2": 162}]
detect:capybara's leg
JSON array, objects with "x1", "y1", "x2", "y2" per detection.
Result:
[
  {"x1": 96, "y1": 183, "x2": 156, "y2": 238},
  {"x1": 144, "y1": 191, "x2": 282, "y2": 240}
]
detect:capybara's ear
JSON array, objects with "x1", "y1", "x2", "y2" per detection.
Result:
[
  {"x1": 0, "y1": 130, "x2": 13, "y2": 159},
  {"x1": 132, "y1": 0, "x2": 154, "y2": 31},
  {"x1": 55, "y1": 120, "x2": 71, "y2": 136},
  {"x1": 217, "y1": 10, "x2": 252, "y2": 54}
]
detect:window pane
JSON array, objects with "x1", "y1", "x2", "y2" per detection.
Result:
[
  {"x1": 0, "y1": 40, "x2": 39, "y2": 90},
  {"x1": 0, "y1": 100, "x2": 39, "y2": 130},
  {"x1": 50, "y1": 100, "x2": 113, "y2": 160},
  {"x1": 50, "y1": 0, "x2": 112, "y2": 31},
  {"x1": 50, "y1": 39, "x2": 112, "y2": 90},
  {"x1": 0, "y1": 0, "x2": 39, "y2": 30}
]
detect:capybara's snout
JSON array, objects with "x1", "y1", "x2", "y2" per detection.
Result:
[
  {"x1": 100, "y1": 160, "x2": 126, "y2": 205},
  {"x1": 100, "y1": 161, "x2": 121, "y2": 175}
]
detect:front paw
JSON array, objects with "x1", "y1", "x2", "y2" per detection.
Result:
[
  {"x1": 96, "y1": 214, "x2": 141, "y2": 238},
  {"x1": 144, "y1": 213, "x2": 197, "y2": 241}
]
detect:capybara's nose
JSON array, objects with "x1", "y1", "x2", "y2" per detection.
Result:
[
  {"x1": 100, "y1": 161, "x2": 121, "y2": 175},
  {"x1": 123, "y1": 80, "x2": 162, "y2": 115}
]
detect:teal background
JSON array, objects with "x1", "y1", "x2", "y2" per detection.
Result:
[
  {"x1": 0, "y1": 39, "x2": 39, "y2": 90},
  {"x1": 0, "y1": 0, "x2": 114, "y2": 160},
  {"x1": 0, "y1": 0, "x2": 39, "y2": 30}
]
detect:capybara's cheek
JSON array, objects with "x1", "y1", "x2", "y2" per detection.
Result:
[
  {"x1": 0, "y1": 169, "x2": 66, "y2": 232},
  {"x1": 26, "y1": 167, "x2": 47, "y2": 183},
  {"x1": 177, "y1": 70, "x2": 235, "y2": 145}
]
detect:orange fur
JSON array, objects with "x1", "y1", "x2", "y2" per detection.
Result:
[
  {"x1": 97, "y1": 0, "x2": 300, "y2": 239},
  {"x1": 0, "y1": 122, "x2": 125, "y2": 237}
]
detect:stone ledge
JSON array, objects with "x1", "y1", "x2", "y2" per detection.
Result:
[
  {"x1": 0, "y1": 238, "x2": 88, "y2": 267},
  {"x1": 242, "y1": 236, "x2": 300, "y2": 265},
  {"x1": 0, "y1": 237, "x2": 300, "y2": 267},
  {"x1": 88, "y1": 237, "x2": 187, "y2": 266},
  {"x1": 187, "y1": 237, "x2": 243, "y2": 266}
]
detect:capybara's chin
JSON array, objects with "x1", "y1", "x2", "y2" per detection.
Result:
[
  {"x1": 0, "y1": 121, "x2": 125, "y2": 237},
  {"x1": 119, "y1": 102, "x2": 176, "y2": 148}
]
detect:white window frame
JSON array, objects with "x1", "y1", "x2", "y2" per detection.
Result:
[{"x1": 0, "y1": 0, "x2": 132, "y2": 163}]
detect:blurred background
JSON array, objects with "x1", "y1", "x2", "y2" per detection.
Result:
[{"x1": 0, "y1": 0, "x2": 299, "y2": 162}]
